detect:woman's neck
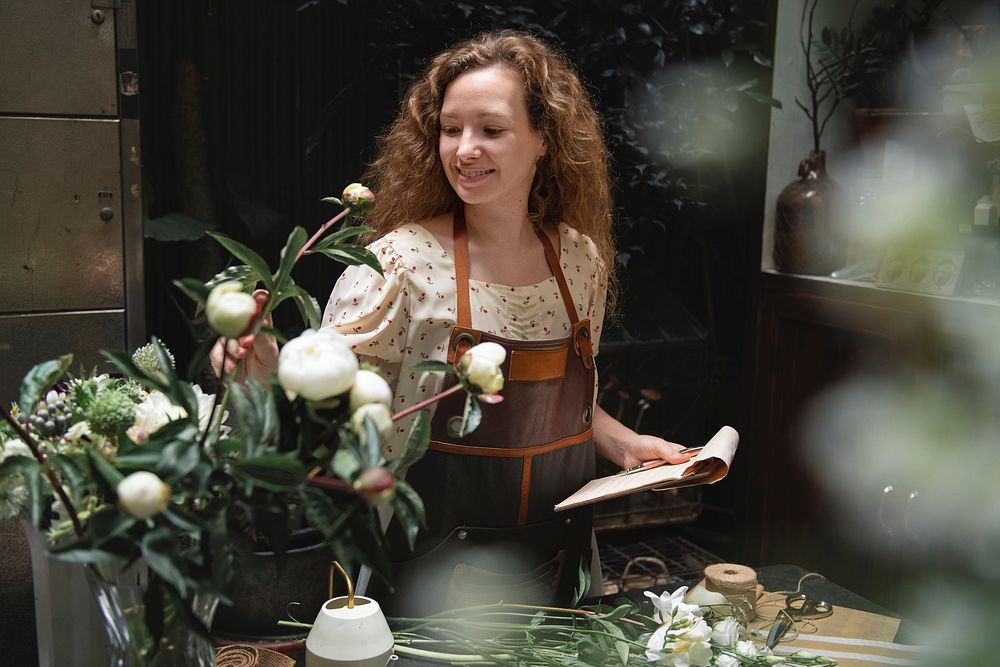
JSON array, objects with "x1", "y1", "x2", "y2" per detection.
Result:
[{"x1": 464, "y1": 203, "x2": 537, "y2": 248}]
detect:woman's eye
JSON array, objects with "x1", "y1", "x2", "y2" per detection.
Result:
[
  {"x1": 483, "y1": 127, "x2": 503, "y2": 136},
  {"x1": 441, "y1": 127, "x2": 460, "y2": 136}
]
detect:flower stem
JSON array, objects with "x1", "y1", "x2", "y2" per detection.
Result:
[
  {"x1": 296, "y1": 208, "x2": 352, "y2": 262},
  {"x1": 0, "y1": 403, "x2": 84, "y2": 538},
  {"x1": 391, "y1": 383, "x2": 464, "y2": 422}
]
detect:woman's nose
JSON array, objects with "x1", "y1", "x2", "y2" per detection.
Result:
[{"x1": 457, "y1": 131, "x2": 481, "y2": 159}]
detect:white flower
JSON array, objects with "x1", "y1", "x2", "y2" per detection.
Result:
[
  {"x1": 714, "y1": 655, "x2": 740, "y2": 667},
  {"x1": 0, "y1": 475, "x2": 28, "y2": 522},
  {"x1": 2, "y1": 439, "x2": 31, "y2": 461},
  {"x1": 645, "y1": 586, "x2": 703, "y2": 624},
  {"x1": 278, "y1": 329, "x2": 358, "y2": 401},
  {"x1": 127, "y1": 386, "x2": 223, "y2": 442},
  {"x1": 349, "y1": 369, "x2": 393, "y2": 412},
  {"x1": 646, "y1": 617, "x2": 714, "y2": 667},
  {"x1": 117, "y1": 471, "x2": 171, "y2": 519},
  {"x1": 128, "y1": 390, "x2": 186, "y2": 441},
  {"x1": 351, "y1": 403, "x2": 393, "y2": 439},
  {"x1": 711, "y1": 617, "x2": 740, "y2": 647},
  {"x1": 736, "y1": 640, "x2": 761, "y2": 658},
  {"x1": 206, "y1": 281, "x2": 257, "y2": 338},
  {"x1": 65, "y1": 421, "x2": 92, "y2": 441},
  {"x1": 457, "y1": 341, "x2": 506, "y2": 395}
]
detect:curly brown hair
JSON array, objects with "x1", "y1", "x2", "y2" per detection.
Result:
[{"x1": 363, "y1": 30, "x2": 618, "y2": 313}]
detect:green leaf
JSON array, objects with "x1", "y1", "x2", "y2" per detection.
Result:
[
  {"x1": 330, "y1": 447, "x2": 361, "y2": 480},
  {"x1": 360, "y1": 416, "x2": 383, "y2": 469},
  {"x1": 577, "y1": 639, "x2": 608, "y2": 667},
  {"x1": 208, "y1": 232, "x2": 275, "y2": 291},
  {"x1": 390, "y1": 489, "x2": 421, "y2": 551},
  {"x1": 597, "y1": 619, "x2": 629, "y2": 666},
  {"x1": 141, "y1": 527, "x2": 188, "y2": 597},
  {"x1": 47, "y1": 454, "x2": 87, "y2": 502},
  {"x1": 389, "y1": 410, "x2": 430, "y2": 473},
  {"x1": 86, "y1": 507, "x2": 136, "y2": 546},
  {"x1": 310, "y1": 225, "x2": 374, "y2": 251},
  {"x1": 394, "y1": 478, "x2": 426, "y2": 531},
  {"x1": 157, "y1": 440, "x2": 202, "y2": 480},
  {"x1": 19, "y1": 355, "x2": 73, "y2": 412},
  {"x1": 290, "y1": 286, "x2": 322, "y2": 330},
  {"x1": 88, "y1": 449, "x2": 124, "y2": 489},
  {"x1": 459, "y1": 394, "x2": 482, "y2": 437},
  {"x1": 50, "y1": 548, "x2": 126, "y2": 564},
  {"x1": 312, "y1": 245, "x2": 384, "y2": 276},
  {"x1": 172, "y1": 278, "x2": 211, "y2": 306},
  {"x1": 407, "y1": 360, "x2": 454, "y2": 375},
  {"x1": 303, "y1": 487, "x2": 355, "y2": 541},
  {"x1": 273, "y1": 226, "x2": 307, "y2": 296},
  {"x1": 231, "y1": 454, "x2": 306, "y2": 491},
  {"x1": 161, "y1": 508, "x2": 200, "y2": 533},
  {"x1": 144, "y1": 211, "x2": 217, "y2": 241},
  {"x1": 602, "y1": 603, "x2": 634, "y2": 623}
]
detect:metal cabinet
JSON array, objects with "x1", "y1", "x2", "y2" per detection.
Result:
[
  {"x1": 0, "y1": 2, "x2": 143, "y2": 664},
  {"x1": 0, "y1": 0, "x2": 143, "y2": 403}
]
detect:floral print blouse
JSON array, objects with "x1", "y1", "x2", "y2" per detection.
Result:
[{"x1": 321, "y1": 222, "x2": 607, "y2": 458}]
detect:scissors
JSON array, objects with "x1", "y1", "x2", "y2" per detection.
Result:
[{"x1": 765, "y1": 594, "x2": 834, "y2": 648}]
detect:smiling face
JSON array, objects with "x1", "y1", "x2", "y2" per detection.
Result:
[{"x1": 438, "y1": 65, "x2": 546, "y2": 212}]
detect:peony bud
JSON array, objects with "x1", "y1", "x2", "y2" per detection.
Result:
[
  {"x1": 352, "y1": 467, "x2": 396, "y2": 505},
  {"x1": 277, "y1": 329, "x2": 359, "y2": 401},
  {"x1": 348, "y1": 369, "x2": 393, "y2": 412},
  {"x1": 342, "y1": 183, "x2": 375, "y2": 213},
  {"x1": 457, "y1": 341, "x2": 506, "y2": 395},
  {"x1": 350, "y1": 402, "x2": 393, "y2": 439},
  {"x1": 117, "y1": 471, "x2": 171, "y2": 519},
  {"x1": 206, "y1": 281, "x2": 257, "y2": 338}
]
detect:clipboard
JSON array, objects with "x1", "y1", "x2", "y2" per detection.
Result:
[{"x1": 554, "y1": 425, "x2": 739, "y2": 512}]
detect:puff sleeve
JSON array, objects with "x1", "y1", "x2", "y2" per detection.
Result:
[{"x1": 321, "y1": 236, "x2": 410, "y2": 388}]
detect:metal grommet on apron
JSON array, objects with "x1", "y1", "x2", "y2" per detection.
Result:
[{"x1": 375, "y1": 209, "x2": 598, "y2": 617}]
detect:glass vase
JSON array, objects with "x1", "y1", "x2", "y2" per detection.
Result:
[{"x1": 86, "y1": 562, "x2": 219, "y2": 667}]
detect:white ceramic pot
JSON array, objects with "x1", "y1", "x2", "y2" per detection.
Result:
[{"x1": 305, "y1": 595, "x2": 394, "y2": 667}]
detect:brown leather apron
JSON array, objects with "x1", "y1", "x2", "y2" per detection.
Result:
[{"x1": 375, "y1": 209, "x2": 597, "y2": 616}]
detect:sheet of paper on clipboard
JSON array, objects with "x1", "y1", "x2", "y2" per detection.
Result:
[{"x1": 554, "y1": 426, "x2": 739, "y2": 512}]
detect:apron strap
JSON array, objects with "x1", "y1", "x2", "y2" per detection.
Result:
[
  {"x1": 453, "y1": 208, "x2": 473, "y2": 329},
  {"x1": 450, "y1": 210, "x2": 591, "y2": 365},
  {"x1": 533, "y1": 225, "x2": 580, "y2": 326}
]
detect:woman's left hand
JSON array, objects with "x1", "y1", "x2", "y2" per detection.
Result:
[
  {"x1": 593, "y1": 405, "x2": 692, "y2": 469},
  {"x1": 620, "y1": 434, "x2": 692, "y2": 469}
]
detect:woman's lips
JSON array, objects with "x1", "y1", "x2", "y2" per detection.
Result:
[{"x1": 456, "y1": 167, "x2": 495, "y2": 184}]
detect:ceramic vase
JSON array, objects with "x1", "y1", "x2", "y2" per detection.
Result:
[
  {"x1": 305, "y1": 595, "x2": 394, "y2": 667},
  {"x1": 774, "y1": 150, "x2": 846, "y2": 275}
]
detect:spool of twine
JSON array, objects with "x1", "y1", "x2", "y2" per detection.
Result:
[
  {"x1": 704, "y1": 563, "x2": 759, "y2": 621},
  {"x1": 215, "y1": 644, "x2": 295, "y2": 667}
]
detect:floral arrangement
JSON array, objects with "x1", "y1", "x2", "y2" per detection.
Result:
[
  {"x1": 0, "y1": 184, "x2": 505, "y2": 664},
  {"x1": 279, "y1": 585, "x2": 836, "y2": 666},
  {"x1": 390, "y1": 590, "x2": 838, "y2": 667}
]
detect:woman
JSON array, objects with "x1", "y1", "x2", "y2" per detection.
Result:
[{"x1": 219, "y1": 31, "x2": 690, "y2": 614}]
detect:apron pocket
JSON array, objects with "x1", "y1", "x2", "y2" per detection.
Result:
[{"x1": 444, "y1": 550, "x2": 565, "y2": 609}]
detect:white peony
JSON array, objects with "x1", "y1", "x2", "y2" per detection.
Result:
[
  {"x1": 206, "y1": 281, "x2": 257, "y2": 338},
  {"x1": 127, "y1": 386, "x2": 223, "y2": 442},
  {"x1": 351, "y1": 403, "x2": 393, "y2": 439},
  {"x1": 117, "y1": 471, "x2": 171, "y2": 519},
  {"x1": 278, "y1": 329, "x2": 358, "y2": 401},
  {"x1": 349, "y1": 369, "x2": 393, "y2": 412},
  {"x1": 457, "y1": 341, "x2": 506, "y2": 395},
  {"x1": 714, "y1": 655, "x2": 740, "y2": 667}
]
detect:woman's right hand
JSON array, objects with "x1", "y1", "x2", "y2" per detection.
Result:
[{"x1": 209, "y1": 290, "x2": 279, "y2": 382}]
